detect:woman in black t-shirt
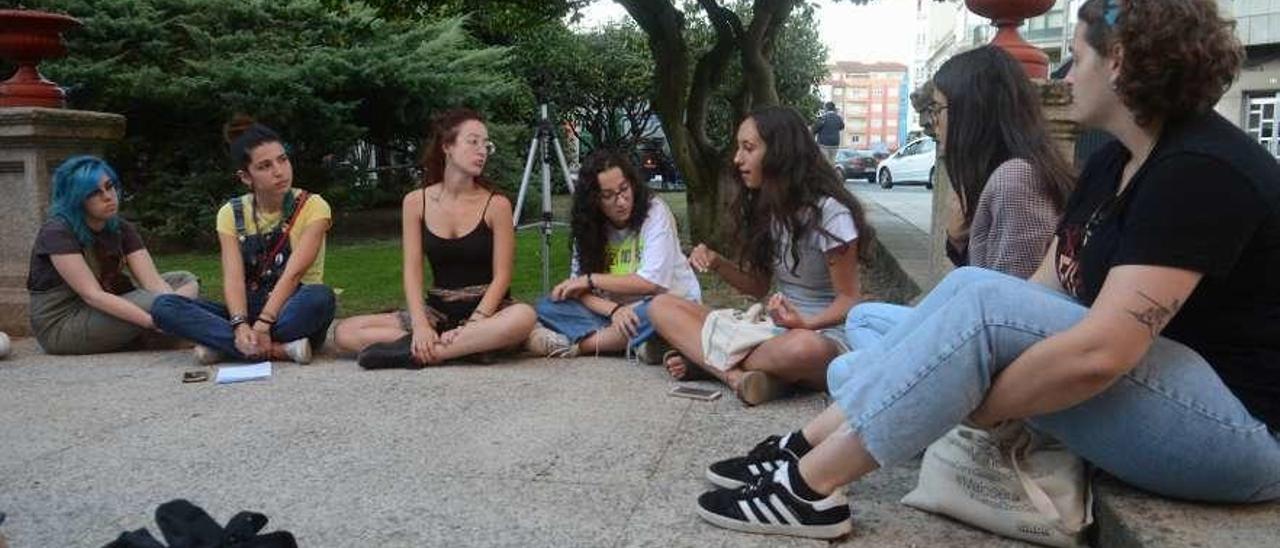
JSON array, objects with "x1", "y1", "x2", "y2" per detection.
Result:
[
  {"x1": 26, "y1": 156, "x2": 199, "y2": 355},
  {"x1": 693, "y1": 0, "x2": 1280, "y2": 540}
]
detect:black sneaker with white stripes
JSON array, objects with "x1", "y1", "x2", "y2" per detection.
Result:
[
  {"x1": 705, "y1": 433, "x2": 800, "y2": 489},
  {"x1": 696, "y1": 463, "x2": 852, "y2": 539}
]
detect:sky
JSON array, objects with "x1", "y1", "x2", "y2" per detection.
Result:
[{"x1": 575, "y1": 0, "x2": 919, "y2": 66}]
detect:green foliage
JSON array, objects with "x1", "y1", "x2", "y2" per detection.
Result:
[
  {"x1": 22, "y1": 0, "x2": 522, "y2": 243},
  {"x1": 687, "y1": 1, "x2": 829, "y2": 149},
  {"x1": 513, "y1": 22, "x2": 657, "y2": 154}
]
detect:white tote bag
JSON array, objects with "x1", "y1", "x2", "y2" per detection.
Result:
[
  {"x1": 700, "y1": 303, "x2": 783, "y2": 371},
  {"x1": 901, "y1": 423, "x2": 1093, "y2": 547}
]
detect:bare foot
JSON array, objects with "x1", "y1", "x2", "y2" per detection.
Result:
[{"x1": 665, "y1": 353, "x2": 689, "y2": 379}]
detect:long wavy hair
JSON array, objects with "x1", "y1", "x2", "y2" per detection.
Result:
[
  {"x1": 50, "y1": 156, "x2": 122, "y2": 246},
  {"x1": 571, "y1": 150, "x2": 653, "y2": 274},
  {"x1": 420, "y1": 108, "x2": 496, "y2": 191},
  {"x1": 729, "y1": 105, "x2": 875, "y2": 278},
  {"x1": 933, "y1": 46, "x2": 1075, "y2": 223}
]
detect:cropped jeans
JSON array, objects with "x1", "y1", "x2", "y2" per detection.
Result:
[
  {"x1": 152, "y1": 284, "x2": 335, "y2": 361},
  {"x1": 828, "y1": 267, "x2": 1280, "y2": 503},
  {"x1": 534, "y1": 296, "x2": 656, "y2": 350}
]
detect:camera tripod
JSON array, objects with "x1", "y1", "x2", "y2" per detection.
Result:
[{"x1": 513, "y1": 104, "x2": 576, "y2": 293}]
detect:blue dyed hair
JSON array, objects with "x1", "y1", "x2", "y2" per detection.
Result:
[{"x1": 49, "y1": 156, "x2": 122, "y2": 246}]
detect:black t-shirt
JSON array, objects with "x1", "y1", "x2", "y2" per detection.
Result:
[
  {"x1": 27, "y1": 217, "x2": 145, "y2": 294},
  {"x1": 1055, "y1": 112, "x2": 1280, "y2": 429}
]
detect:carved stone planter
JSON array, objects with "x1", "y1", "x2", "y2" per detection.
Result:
[
  {"x1": 0, "y1": 9, "x2": 82, "y2": 108},
  {"x1": 966, "y1": 0, "x2": 1056, "y2": 78}
]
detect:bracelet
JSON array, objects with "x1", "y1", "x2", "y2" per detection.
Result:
[
  {"x1": 586, "y1": 273, "x2": 596, "y2": 290},
  {"x1": 255, "y1": 317, "x2": 275, "y2": 326},
  {"x1": 609, "y1": 303, "x2": 624, "y2": 318},
  {"x1": 258, "y1": 312, "x2": 277, "y2": 323},
  {"x1": 229, "y1": 314, "x2": 248, "y2": 328}
]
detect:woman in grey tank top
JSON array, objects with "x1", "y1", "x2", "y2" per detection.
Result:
[{"x1": 648, "y1": 106, "x2": 875, "y2": 405}]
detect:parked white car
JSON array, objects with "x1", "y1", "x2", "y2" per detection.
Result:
[{"x1": 876, "y1": 137, "x2": 936, "y2": 189}]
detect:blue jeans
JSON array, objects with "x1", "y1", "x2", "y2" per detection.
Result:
[
  {"x1": 534, "y1": 296, "x2": 656, "y2": 349},
  {"x1": 827, "y1": 267, "x2": 1280, "y2": 503},
  {"x1": 152, "y1": 284, "x2": 336, "y2": 361},
  {"x1": 844, "y1": 302, "x2": 911, "y2": 350}
]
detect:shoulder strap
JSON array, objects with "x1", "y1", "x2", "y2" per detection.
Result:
[
  {"x1": 230, "y1": 196, "x2": 247, "y2": 236},
  {"x1": 478, "y1": 191, "x2": 496, "y2": 223}
]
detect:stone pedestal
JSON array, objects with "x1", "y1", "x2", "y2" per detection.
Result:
[
  {"x1": 926, "y1": 79, "x2": 1079, "y2": 288},
  {"x1": 0, "y1": 107, "x2": 125, "y2": 336}
]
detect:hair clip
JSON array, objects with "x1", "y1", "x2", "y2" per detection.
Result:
[{"x1": 1104, "y1": 0, "x2": 1121, "y2": 26}]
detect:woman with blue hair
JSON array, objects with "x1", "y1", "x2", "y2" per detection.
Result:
[{"x1": 26, "y1": 156, "x2": 199, "y2": 354}]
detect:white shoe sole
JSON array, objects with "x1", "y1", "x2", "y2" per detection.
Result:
[
  {"x1": 704, "y1": 468, "x2": 748, "y2": 490},
  {"x1": 696, "y1": 505, "x2": 852, "y2": 539}
]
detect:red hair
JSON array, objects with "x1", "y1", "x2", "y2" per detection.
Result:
[{"x1": 420, "y1": 108, "x2": 494, "y2": 190}]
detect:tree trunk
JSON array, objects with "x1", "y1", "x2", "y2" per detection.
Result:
[{"x1": 620, "y1": 0, "x2": 797, "y2": 248}]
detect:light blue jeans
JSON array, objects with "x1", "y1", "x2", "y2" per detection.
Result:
[
  {"x1": 534, "y1": 296, "x2": 656, "y2": 349},
  {"x1": 844, "y1": 301, "x2": 911, "y2": 351},
  {"x1": 828, "y1": 267, "x2": 1280, "y2": 503}
]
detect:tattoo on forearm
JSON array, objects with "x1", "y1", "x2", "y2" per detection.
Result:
[{"x1": 1127, "y1": 291, "x2": 1181, "y2": 339}]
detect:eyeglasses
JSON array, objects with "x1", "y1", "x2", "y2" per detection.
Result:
[
  {"x1": 88, "y1": 180, "x2": 118, "y2": 199},
  {"x1": 462, "y1": 135, "x2": 496, "y2": 155},
  {"x1": 599, "y1": 183, "x2": 632, "y2": 204},
  {"x1": 923, "y1": 102, "x2": 948, "y2": 121}
]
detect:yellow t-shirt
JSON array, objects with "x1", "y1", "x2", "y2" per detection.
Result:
[{"x1": 215, "y1": 192, "x2": 331, "y2": 284}]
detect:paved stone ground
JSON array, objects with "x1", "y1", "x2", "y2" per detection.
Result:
[
  {"x1": 3, "y1": 185, "x2": 1276, "y2": 547},
  {"x1": 0, "y1": 338, "x2": 1029, "y2": 547}
]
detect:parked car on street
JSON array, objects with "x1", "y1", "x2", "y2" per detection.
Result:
[
  {"x1": 834, "y1": 149, "x2": 880, "y2": 183},
  {"x1": 876, "y1": 137, "x2": 936, "y2": 189}
]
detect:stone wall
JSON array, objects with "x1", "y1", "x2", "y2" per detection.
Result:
[{"x1": 0, "y1": 107, "x2": 125, "y2": 336}]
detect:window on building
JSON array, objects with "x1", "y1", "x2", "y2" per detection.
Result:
[
  {"x1": 871, "y1": 103, "x2": 883, "y2": 113},
  {"x1": 871, "y1": 118, "x2": 882, "y2": 128},
  {"x1": 1247, "y1": 93, "x2": 1280, "y2": 157},
  {"x1": 872, "y1": 88, "x2": 885, "y2": 97},
  {"x1": 851, "y1": 88, "x2": 870, "y2": 100},
  {"x1": 832, "y1": 88, "x2": 843, "y2": 97}
]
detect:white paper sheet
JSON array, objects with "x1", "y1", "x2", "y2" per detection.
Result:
[{"x1": 214, "y1": 362, "x2": 273, "y2": 384}]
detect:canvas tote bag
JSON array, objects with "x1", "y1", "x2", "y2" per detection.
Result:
[
  {"x1": 700, "y1": 303, "x2": 784, "y2": 371},
  {"x1": 901, "y1": 422, "x2": 1093, "y2": 547}
]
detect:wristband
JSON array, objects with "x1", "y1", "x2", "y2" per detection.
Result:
[
  {"x1": 229, "y1": 314, "x2": 248, "y2": 328},
  {"x1": 587, "y1": 273, "x2": 596, "y2": 290},
  {"x1": 609, "y1": 303, "x2": 624, "y2": 318},
  {"x1": 255, "y1": 317, "x2": 275, "y2": 326}
]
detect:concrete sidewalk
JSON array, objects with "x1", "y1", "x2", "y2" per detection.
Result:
[{"x1": 0, "y1": 339, "x2": 1026, "y2": 547}]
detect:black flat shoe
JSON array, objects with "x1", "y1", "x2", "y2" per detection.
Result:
[{"x1": 357, "y1": 335, "x2": 422, "y2": 370}]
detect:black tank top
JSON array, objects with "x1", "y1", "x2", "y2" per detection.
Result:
[{"x1": 422, "y1": 189, "x2": 508, "y2": 323}]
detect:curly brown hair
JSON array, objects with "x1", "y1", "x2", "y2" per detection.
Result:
[{"x1": 1078, "y1": 0, "x2": 1243, "y2": 127}]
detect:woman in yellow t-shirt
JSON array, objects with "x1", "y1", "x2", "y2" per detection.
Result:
[{"x1": 152, "y1": 116, "x2": 335, "y2": 364}]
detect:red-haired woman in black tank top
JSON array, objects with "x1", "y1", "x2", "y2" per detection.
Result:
[{"x1": 335, "y1": 109, "x2": 537, "y2": 368}]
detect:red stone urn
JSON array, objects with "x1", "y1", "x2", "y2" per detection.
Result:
[
  {"x1": 966, "y1": 0, "x2": 1056, "y2": 79},
  {"x1": 0, "y1": 9, "x2": 82, "y2": 108}
]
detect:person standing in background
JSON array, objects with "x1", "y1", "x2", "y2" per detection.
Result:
[{"x1": 813, "y1": 102, "x2": 844, "y2": 163}]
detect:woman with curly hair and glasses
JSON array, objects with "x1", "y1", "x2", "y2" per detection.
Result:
[
  {"x1": 693, "y1": 0, "x2": 1280, "y2": 539},
  {"x1": 525, "y1": 149, "x2": 701, "y2": 359}
]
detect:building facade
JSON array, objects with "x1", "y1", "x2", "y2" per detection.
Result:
[
  {"x1": 1216, "y1": 0, "x2": 1280, "y2": 157},
  {"x1": 822, "y1": 61, "x2": 910, "y2": 152}
]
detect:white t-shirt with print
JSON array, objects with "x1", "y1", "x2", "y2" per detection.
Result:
[{"x1": 571, "y1": 196, "x2": 702, "y2": 304}]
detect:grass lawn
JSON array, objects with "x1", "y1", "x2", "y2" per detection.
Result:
[
  {"x1": 151, "y1": 191, "x2": 735, "y2": 318},
  {"x1": 155, "y1": 230, "x2": 572, "y2": 317}
]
